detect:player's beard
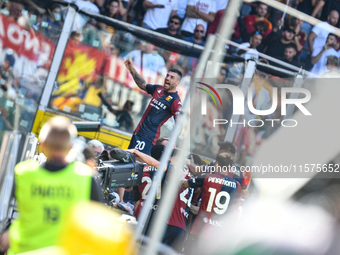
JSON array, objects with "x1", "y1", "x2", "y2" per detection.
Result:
[{"x1": 164, "y1": 82, "x2": 175, "y2": 92}]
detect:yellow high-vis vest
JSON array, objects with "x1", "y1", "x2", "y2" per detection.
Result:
[{"x1": 8, "y1": 160, "x2": 92, "y2": 254}]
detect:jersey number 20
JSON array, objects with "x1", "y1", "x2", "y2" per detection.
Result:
[
  {"x1": 135, "y1": 141, "x2": 145, "y2": 150},
  {"x1": 207, "y1": 187, "x2": 230, "y2": 215}
]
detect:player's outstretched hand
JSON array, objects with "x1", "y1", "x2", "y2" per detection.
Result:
[
  {"x1": 124, "y1": 59, "x2": 134, "y2": 71},
  {"x1": 125, "y1": 149, "x2": 136, "y2": 154}
]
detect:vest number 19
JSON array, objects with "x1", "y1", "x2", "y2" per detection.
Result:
[{"x1": 43, "y1": 206, "x2": 60, "y2": 223}]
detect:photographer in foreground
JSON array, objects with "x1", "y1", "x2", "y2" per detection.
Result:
[{"x1": 6, "y1": 116, "x2": 101, "y2": 254}]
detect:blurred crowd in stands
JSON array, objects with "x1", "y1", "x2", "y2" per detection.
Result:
[
  {"x1": 2, "y1": 0, "x2": 340, "y2": 77},
  {"x1": 56, "y1": 0, "x2": 340, "y2": 76},
  {"x1": 1, "y1": 0, "x2": 339, "y2": 104}
]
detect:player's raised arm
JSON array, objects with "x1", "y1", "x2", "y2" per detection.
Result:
[
  {"x1": 124, "y1": 58, "x2": 147, "y2": 91},
  {"x1": 126, "y1": 149, "x2": 163, "y2": 170}
]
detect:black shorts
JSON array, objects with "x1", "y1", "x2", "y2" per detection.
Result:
[
  {"x1": 128, "y1": 134, "x2": 153, "y2": 155},
  {"x1": 162, "y1": 225, "x2": 186, "y2": 252}
]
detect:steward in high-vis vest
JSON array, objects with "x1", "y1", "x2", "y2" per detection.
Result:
[{"x1": 7, "y1": 116, "x2": 101, "y2": 255}]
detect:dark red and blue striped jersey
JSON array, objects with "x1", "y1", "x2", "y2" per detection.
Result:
[
  {"x1": 188, "y1": 173, "x2": 241, "y2": 237},
  {"x1": 134, "y1": 164, "x2": 161, "y2": 219},
  {"x1": 205, "y1": 161, "x2": 250, "y2": 189},
  {"x1": 134, "y1": 163, "x2": 171, "y2": 219},
  {"x1": 134, "y1": 84, "x2": 181, "y2": 144},
  {"x1": 167, "y1": 175, "x2": 193, "y2": 231}
]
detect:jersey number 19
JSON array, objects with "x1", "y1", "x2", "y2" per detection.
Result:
[{"x1": 207, "y1": 187, "x2": 231, "y2": 215}]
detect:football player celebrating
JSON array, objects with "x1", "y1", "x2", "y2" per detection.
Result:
[
  {"x1": 181, "y1": 153, "x2": 241, "y2": 253},
  {"x1": 127, "y1": 147, "x2": 192, "y2": 251},
  {"x1": 124, "y1": 59, "x2": 182, "y2": 155}
]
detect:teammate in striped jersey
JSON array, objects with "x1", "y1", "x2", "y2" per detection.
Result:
[
  {"x1": 181, "y1": 153, "x2": 241, "y2": 252},
  {"x1": 127, "y1": 146, "x2": 193, "y2": 250}
]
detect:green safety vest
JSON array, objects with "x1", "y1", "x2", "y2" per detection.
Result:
[{"x1": 8, "y1": 160, "x2": 92, "y2": 254}]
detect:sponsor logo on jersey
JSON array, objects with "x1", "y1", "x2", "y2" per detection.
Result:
[
  {"x1": 158, "y1": 90, "x2": 161, "y2": 93},
  {"x1": 203, "y1": 217, "x2": 223, "y2": 227},
  {"x1": 166, "y1": 95, "x2": 173, "y2": 102},
  {"x1": 151, "y1": 98, "x2": 167, "y2": 110},
  {"x1": 144, "y1": 165, "x2": 158, "y2": 172},
  {"x1": 207, "y1": 176, "x2": 236, "y2": 188}
]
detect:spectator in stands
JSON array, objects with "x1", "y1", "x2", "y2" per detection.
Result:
[
  {"x1": 70, "y1": 31, "x2": 81, "y2": 46},
  {"x1": 321, "y1": 55, "x2": 340, "y2": 76},
  {"x1": 177, "y1": 0, "x2": 188, "y2": 19},
  {"x1": 124, "y1": 42, "x2": 166, "y2": 75},
  {"x1": 156, "y1": 15, "x2": 182, "y2": 39},
  {"x1": 142, "y1": 0, "x2": 178, "y2": 30},
  {"x1": 236, "y1": 31, "x2": 263, "y2": 61},
  {"x1": 237, "y1": 21, "x2": 268, "y2": 52},
  {"x1": 183, "y1": 24, "x2": 206, "y2": 46},
  {"x1": 308, "y1": 10, "x2": 339, "y2": 55},
  {"x1": 235, "y1": 3, "x2": 272, "y2": 40},
  {"x1": 105, "y1": 98, "x2": 135, "y2": 132},
  {"x1": 121, "y1": 0, "x2": 130, "y2": 17},
  {"x1": 9, "y1": 2, "x2": 24, "y2": 21},
  {"x1": 181, "y1": 0, "x2": 216, "y2": 37},
  {"x1": 0, "y1": 53, "x2": 15, "y2": 93},
  {"x1": 127, "y1": 0, "x2": 145, "y2": 26},
  {"x1": 292, "y1": 18, "x2": 307, "y2": 56},
  {"x1": 73, "y1": 0, "x2": 100, "y2": 31},
  {"x1": 310, "y1": 33, "x2": 339, "y2": 76},
  {"x1": 102, "y1": 0, "x2": 127, "y2": 20},
  {"x1": 217, "y1": 68, "x2": 227, "y2": 84},
  {"x1": 264, "y1": 26, "x2": 296, "y2": 61},
  {"x1": 216, "y1": 0, "x2": 228, "y2": 12},
  {"x1": 75, "y1": 0, "x2": 100, "y2": 13},
  {"x1": 206, "y1": 9, "x2": 224, "y2": 37},
  {"x1": 39, "y1": 4, "x2": 63, "y2": 43},
  {"x1": 312, "y1": 0, "x2": 340, "y2": 22},
  {"x1": 294, "y1": 0, "x2": 316, "y2": 42},
  {"x1": 281, "y1": 44, "x2": 299, "y2": 67},
  {"x1": 295, "y1": 0, "x2": 316, "y2": 16}
]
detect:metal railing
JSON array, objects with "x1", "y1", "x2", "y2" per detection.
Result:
[{"x1": 0, "y1": 132, "x2": 38, "y2": 233}]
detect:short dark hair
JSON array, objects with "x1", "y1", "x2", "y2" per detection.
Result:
[
  {"x1": 215, "y1": 153, "x2": 234, "y2": 168},
  {"x1": 218, "y1": 141, "x2": 236, "y2": 155},
  {"x1": 151, "y1": 144, "x2": 165, "y2": 161},
  {"x1": 170, "y1": 15, "x2": 182, "y2": 24},
  {"x1": 156, "y1": 137, "x2": 169, "y2": 145},
  {"x1": 328, "y1": 33, "x2": 338, "y2": 40},
  {"x1": 285, "y1": 43, "x2": 297, "y2": 52},
  {"x1": 253, "y1": 21, "x2": 268, "y2": 33},
  {"x1": 83, "y1": 146, "x2": 96, "y2": 160},
  {"x1": 257, "y1": 3, "x2": 268, "y2": 8},
  {"x1": 49, "y1": 4, "x2": 61, "y2": 12},
  {"x1": 168, "y1": 68, "x2": 182, "y2": 80}
]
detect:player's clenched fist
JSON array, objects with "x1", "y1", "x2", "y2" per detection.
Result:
[{"x1": 124, "y1": 58, "x2": 134, "y2": 70}]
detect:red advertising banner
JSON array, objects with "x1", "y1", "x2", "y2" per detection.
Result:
[{"x1": 0, "y1": 14, "x2": 53, "y2": 67}]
